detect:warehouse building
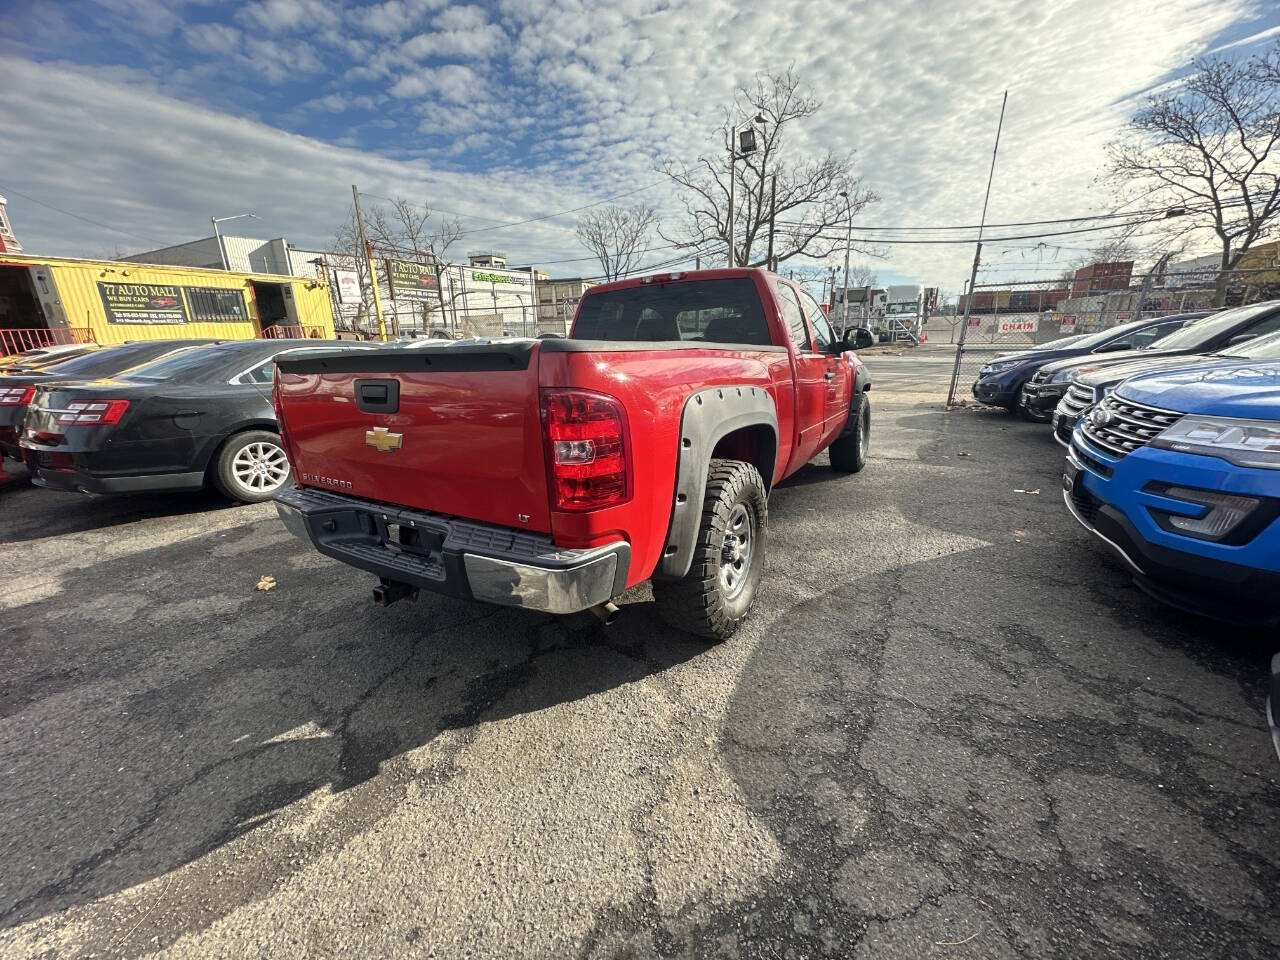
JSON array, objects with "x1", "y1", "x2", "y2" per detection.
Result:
[{"x1": 537, "y1": 277, "x2": 595, "y2": 333}]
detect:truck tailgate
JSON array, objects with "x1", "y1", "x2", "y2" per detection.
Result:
[{"x1": 274, "y1": 342, "x2": 552, "y2": 533}]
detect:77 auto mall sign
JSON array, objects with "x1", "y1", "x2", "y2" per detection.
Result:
[{"x1": 385, "y1": 259, "x2": 439, "y2": 301}]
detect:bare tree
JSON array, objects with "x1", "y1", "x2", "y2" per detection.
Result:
[
  {"x1": 1107, "y1": 41, "x2": 1280, "y2": 305},
  {"x1": 659, "y1": 67, "x2": 878, "y2": 267},
  {"x1": 575, "y1": 203, "x2": 658, "y2": 280},
  {"x1": 847, "y1": 262, "x2": 878, "y2": 288},
  {"x1": 333, "y1": 196, "x2": 462, "y2": 332}
]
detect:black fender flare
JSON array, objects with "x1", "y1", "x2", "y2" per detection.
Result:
[
  {"x1": 837, "y1": 363, "x2": 872, "y2": 438},
  {"x1": 654, "y1": 385, "x2": 778, "y2": 580}
]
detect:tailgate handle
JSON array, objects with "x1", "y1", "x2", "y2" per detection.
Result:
[{"x1": 355, "y1": 378, "x2": 399, "y2": 414}]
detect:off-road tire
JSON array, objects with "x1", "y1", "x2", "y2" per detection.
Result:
[
  {"x1": 829, "y1": 392, "x2": 870, "y2": 472},
  {"x1": 211, "y1": 430, "x2": 292, "y2": 504},
  {"x1": 653, "y1": 459, "x2": 767, "y2": 642}
]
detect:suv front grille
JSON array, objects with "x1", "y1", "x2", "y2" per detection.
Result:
[
  {"x1": 1079, "y1": 395, "x2": 1182, "y2": 458},
  {"x1": 1060, "y1": 382, "x2": 1096, "y2": 416}
]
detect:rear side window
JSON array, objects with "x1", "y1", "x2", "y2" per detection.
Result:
[
  {"x1": 1130, "y1": 320, "x2": 1183, "y2": 349},
  {"x1": 240, "y1": 361, "x2": 275, "y2": 384},
  {"x1": 125, "y1": 345, "x2": 237, "y2": 381},
  {"x1": 572, "y1": 278, "x2": 773, "y2": 345},
  {"x1": 1244, "y1": 313, "x2": 1280, "y2": 339},
  {"x1": 776, "y1": 284, "x2": 810, "y2": 351}
]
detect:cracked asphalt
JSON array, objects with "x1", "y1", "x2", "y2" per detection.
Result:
[{"x1": 1, "y1": 352, "x2": 1277, "y2": 959}]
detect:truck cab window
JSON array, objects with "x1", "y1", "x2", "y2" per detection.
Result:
[
  {"x1": 797, "y1": 288, "x2": 836, "y2": 350},
  {"x1": 777, "y1": 284, "x2": 810, "y2": 351},
  {"x1": 572, "y1": 278, "x2": 772, "y2": 345}
]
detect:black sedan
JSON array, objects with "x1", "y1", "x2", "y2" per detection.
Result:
[
  {"x1": 19, "y1": 339, "x2": 377, "y2": 503},
  {"x1": 0, "y1": 339, "x2": 224, "y2": 461},
  {"x1": 971, "y1": 313, "x2": 1203, "y2": 421}
]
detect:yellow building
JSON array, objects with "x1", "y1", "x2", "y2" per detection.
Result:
[{"x1": 0, "y1": 254, "x2": 336, "y2": 354}]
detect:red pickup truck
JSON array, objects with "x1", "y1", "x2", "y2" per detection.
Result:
[{"x1": 272, "y1": 269, "x2": 871, "y2": 639}]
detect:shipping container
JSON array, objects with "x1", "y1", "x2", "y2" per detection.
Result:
[{"x1": 0, "y1": 254, "x2": 336, "y2": 354}]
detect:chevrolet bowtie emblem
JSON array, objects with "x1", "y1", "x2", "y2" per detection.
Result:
[{"x1": 365, "y1": 427, "x2": 403, "y2": 453}]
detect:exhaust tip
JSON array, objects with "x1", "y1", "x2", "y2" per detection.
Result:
[{"x1": 589, "y1": 600, "x2": 621, "y2": 625}]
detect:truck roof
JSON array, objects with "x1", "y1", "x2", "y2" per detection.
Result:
[{"x1": 584, "y1": 267, "x2": 774, "y2": 295}]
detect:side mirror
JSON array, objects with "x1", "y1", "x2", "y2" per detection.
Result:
[
  {"x1": 1227, "y1": 333, "x2": 1257, "y2": 346},
  {"x1": 841, "y1": 327, "x2": 874, "y2": 351}
]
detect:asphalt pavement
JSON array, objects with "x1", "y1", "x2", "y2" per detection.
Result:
[{"x1": 1, "y1": 353, "x2": 1277, "y2": 959}]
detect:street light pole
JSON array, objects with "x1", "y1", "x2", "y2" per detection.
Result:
[
  {"x1": 726, "y1": 132, "x2": 737, "y2": 268},
  {"x1": 209, "y1": 212, "x2": 258, "y2": 270},
  {"x1": 725, "y1": 114, "x2": 766, "y2": 268},
  {"x1": 839, "y1": 191, "x2": 852, "y2": 335}
]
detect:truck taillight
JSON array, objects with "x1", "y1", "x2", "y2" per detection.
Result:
[
  {"x1": 541, "y1": 388, "x2": 630, "y2": 511},
  {"x1": 55, "y1": 400, "x2": 129, "y2": 425},
  {"x1": 0, "y1": 386, "x2": 35, "y2": 405}
]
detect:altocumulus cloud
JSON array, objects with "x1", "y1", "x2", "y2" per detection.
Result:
[{"x1": 0, "y1": 0, "x2": 1270, "y2": 284}]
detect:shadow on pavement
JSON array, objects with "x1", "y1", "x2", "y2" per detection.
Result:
[
  {"x1": 0, "y1": 484, "x2": 235, "y2": 544},
  {"x1": 0, "y1": 521, "x2": 702, "y2": 932}
]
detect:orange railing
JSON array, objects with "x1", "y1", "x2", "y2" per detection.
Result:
[
  {"x1": 260, "y1": 325, "x2": 329, "y2": 340},
  {"x1": 0, "y1": 327, "x2": 97, "y2": 357}
]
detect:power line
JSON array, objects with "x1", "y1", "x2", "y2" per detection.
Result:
[
  {"x1": 773, "y1": 214, "x2": 1173, "y2": 246},
  {"x1": 0, "y1": 184, "x2": 165, "y2": 247}
]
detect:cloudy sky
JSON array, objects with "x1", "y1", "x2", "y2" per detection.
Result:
[{"x1": 2, "y1": 0, "x2": 1278, "y2": 294}]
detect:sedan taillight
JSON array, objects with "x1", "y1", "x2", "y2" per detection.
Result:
[
  {"x1": 541, "y1": 388, "x2": 630, "y2": 511},
  {"x1": 0, "y1": 386, "x2": 35, "y2": 405},
  {"x1": 56, "y1": 400, "x2": 130, "y2": 425}
]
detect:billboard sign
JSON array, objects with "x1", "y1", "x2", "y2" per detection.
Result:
[
  {"x1": 1059, "y1": 314, "x2": 1077, "y2": 333},
  {"x1": 385, "y1": 259, "x2": 439, "y2": 300},
  {"x1": 98, "y1": 282, "x2": 188, "y2": 325},
  {"x1": 333, "y1": 269, "x2": 361, "y2": 304}
]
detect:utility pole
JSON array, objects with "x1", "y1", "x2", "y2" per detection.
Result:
[
  {"x1": 351, "y1": 185, "x2": 387, "y2": 341},
  {"x1": 766, "y1": 173, "x2": 777, "y2": 271},
  {"x1": 947, "y1": 91, "x2": 1008, "y2": 407}
]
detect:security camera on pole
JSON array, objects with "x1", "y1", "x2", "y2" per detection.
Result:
[{"x1": 726, "y1": 114, "x2": 767, "y2": 267}]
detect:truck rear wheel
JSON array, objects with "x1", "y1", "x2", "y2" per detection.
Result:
[
  {"x1": 653, "y1": 459, "x2": 767, "y2": 642},
  {"x1": 829, "y1": 392, "x2": 870, "y2": 472}
]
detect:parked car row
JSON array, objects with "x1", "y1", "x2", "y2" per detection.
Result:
[
  {"x1": 972, "y1": 304, "x2": 1280, "y2": 754},
  {"x1": 973, "y1": 302, "x2": 1280, "y2": 629},
  {"x1": 0, "y1": 338, "x2": 381, "y2": 503}
]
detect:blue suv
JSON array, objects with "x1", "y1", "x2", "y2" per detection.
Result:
[{"x1": 1063, "y1": 358, "x2": 1280, "y2": 625}]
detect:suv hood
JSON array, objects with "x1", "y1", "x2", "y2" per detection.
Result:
[
  {"x1": 1116, "y1": 359, "x2": 1280, "y2": 419},
  {"x1": 1035, "y1": 347, "x2": 1186, "y2": 379},
  {"x1": 1075, "y1": 352, "x2": 1216, "y2": 389}
]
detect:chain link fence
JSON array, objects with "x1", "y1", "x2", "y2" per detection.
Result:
[{"x1": 943, "y1": 286, "x2": 1222, "y2": 405}]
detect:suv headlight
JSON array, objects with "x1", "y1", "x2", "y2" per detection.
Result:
[
  {"x1": 1153, "y1": 415, "x2": 1280, "y2": 469},
  {"x1": 980, "y1": 360, "x2": 1019, "y2": 376},
  {"x1": 1049, "y1": 368, "x2": 1077, "y2": 384}
]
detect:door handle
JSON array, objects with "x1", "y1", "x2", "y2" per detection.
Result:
[{"x1": 824, "y1": 371, "x2": 836, "y2": 381}]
